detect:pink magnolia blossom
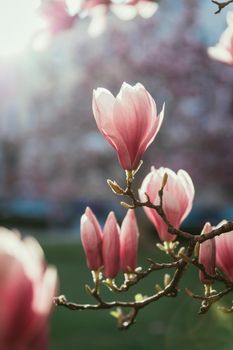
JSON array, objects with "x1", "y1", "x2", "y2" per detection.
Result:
[
  {"x1": 0, "y1": 228, "x2": 58, "y2": 350},
  {"x1": 139, "y1": 167, "x2": 194, "y2": 241},
  {"x1": 120, "y1": 210, "x2": 139, "y2": 273},
  {"x1": 215, "y1": 220, "x2": 233, "y2": 281},
  {"x1": 40, "y1": 0, "x2": 78, "y2": 35},
  {"x1": 80, "y1": 207, "x2": 103, "y2": 271},
  {"x1": 208, "y1": 12, "x2": 233, "y2": 65},
  {"x1": 92, "y1": 82, "x2": 164, "y2": 170},
  {"x1": 102, "y1": 212, "x2": 120, "y2": 278},
  {"x1": 198, "y1": 222, "x2": 216, "y2": 284}
]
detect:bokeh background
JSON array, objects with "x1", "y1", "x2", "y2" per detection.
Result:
[{"x1": 0, "y1": 0, "x2": 233, "y2": 348}]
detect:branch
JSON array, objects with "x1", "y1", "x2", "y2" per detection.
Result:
[
  {"x1": 55, "y1": 172, "x2": 233, "y2": 329},
  {"x1": 119, "y1": 174, "x2": 233, "y2": 243},
  {"x1": 197, "y1": 221, "x2": 233, "y2": 242},
  {"x1": 54, "y1": 241, "x2": 195, "y2": 329},
  {"x1": 110, "y1": 259, "x2": 179, "y2": 293},
  {"x1": 212, "y1": 0, "x2": 233, "y2": 14}
]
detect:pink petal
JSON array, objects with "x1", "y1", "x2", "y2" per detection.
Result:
[{"x1": 102, "y1": 212, "x2": 120, "y2": 278}]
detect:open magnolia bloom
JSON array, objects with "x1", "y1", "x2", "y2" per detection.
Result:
[
  {"x1": 207, "y1": 11, "x2": 233, "y2": 65},
  {"x1": 0, "y1": 228, "x2": 58, "y2": 350},
  {"x1": 92, "y1": 82, "x2": 164, "y2": 170},
  {"x1": 139, "y1": 167, "x2": 195, "y2": 241}
]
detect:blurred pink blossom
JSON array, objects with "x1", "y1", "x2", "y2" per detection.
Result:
[
  {"x1": 215, "y1": 220, "x2": 233, "y2": 281},
  {"x1": 198, "y1": 222, "x2": 216, "y2": 284},
  {"x1": 0, "y1": 228, "x2": 58, "y2": 350},
  {"x1": 120, "y1": 209, "x2": 139, "y2": 273},
  {"x1": 39, "y1": 0, "x2": 78, "y2": 34},
  {"x1": 139, "y1": 167, "x2": 195, "y2": 241},
  {"x1": 111, "y1": 0, "x2": 158, "y2": 21},
  {"x1": 92, "y1": 82, "x2": 164, "y2": 170},
  {"x1": 77, "y1": 0, "x2": 158, "y2": 36},
  {"x1": 208, "y1": 12, "x2": 233, "y2": 65},
  {"x1": 78, "y1": 0, "x2": 158, "y2": 19}
]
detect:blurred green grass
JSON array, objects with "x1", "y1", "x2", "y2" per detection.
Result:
[{"x1": 41, "y1": 239, "x2": 233, "y2": 350}]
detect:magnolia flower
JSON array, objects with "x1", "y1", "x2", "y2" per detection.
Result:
[
  {"x1": 102, "y1": 212, "x2": 120, "y2": 278},
  {"x1": 139, "y1": 167, "x2": 194, "y2": 241},
  {"x1": 198, "y1": 222, "x2": 216, "y2": 285},
  {"x1": 0, "y1": 228, "x2": 58, "y2": 350},
  {"x1": 80, "y1": 207, "x2": 103, "y2": 271},
  {"x1": 81, "y1": 207, "x2": 140, "y2": 278},
  {"x1": 207, "y1": 12, "x2": 233, "y2": 65},
  {"x1": 120, "y1": 210, "x2": 139, "y2": 273},
  {"x1": 92, "y1": 82, "x2": 164, "y2": 170},
  {"x1": 215, "y1": 220, "x2": 233, "y2": 281}
]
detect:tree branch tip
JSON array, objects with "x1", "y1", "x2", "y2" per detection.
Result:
[{"x1": 54, "y1": 295, "x2": 67, "y2": 305}]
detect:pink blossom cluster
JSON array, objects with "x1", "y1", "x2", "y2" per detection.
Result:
[
  {"x1": 74, "y1": 0, "x2": 158, "y2": 21},
  {"x1": 81, "y1": 207, "x2": 139, "y2": 278},
  {"x1": 199, "y1": 221, "x2": 233, "y2": 284},
  {"x1": 81, "y1": 82, "x2": 196, "y2": 275},
  {"x1": 37, "y1": 0, "x2": 158, "y2": 41},
  {"x1": 0, "y1": 229, "x2": 58, "y2": 350},
  {"x1": 83, "y1": 80, "x2": 233, "y2": 290}
]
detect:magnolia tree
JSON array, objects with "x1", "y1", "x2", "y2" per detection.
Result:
[
  {"x1": 43, "y1": 0, "x2": 233, "y2": 332},
  {"x1": 1, "y1": 1, "x2": 233, "y2": 348},
  {"x1": 54, "y1": 78, "x2": 233, "y2": 329}
]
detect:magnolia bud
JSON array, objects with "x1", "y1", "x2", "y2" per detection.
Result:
[
  {"x1": 198, "y1": 222, "x2": 216, "y2": 284},
  {"x1": 102, "y1": 212, "x2": 120, "y2": 279},
  {"x1": 80, "y1": 209, "x2": 103, "y2": 271},
  {"x1": 120, "y1": 210, "x2": 139, "y2": 273}
]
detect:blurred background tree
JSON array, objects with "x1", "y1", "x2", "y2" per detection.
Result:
[{"x1": 0, "y1": 0, "x2": 232, "y2": 232}]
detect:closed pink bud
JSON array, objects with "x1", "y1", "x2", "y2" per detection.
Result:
[
  {"x1": 120, "y1": 210, "x2": 139, "y2": 273},
  {"x1": 198, "y1": 222, "x2": 216, "y2": 284},
  {"x1": 80, "y1": 208, "x2": 103, "y2": 271},
  {"x1": 84, "y1": 207, "x2": 102, "y2": 240},
  {"x1": 102, "y1": 212, "x2": 120, "y2": 278},
  {"x1": 208, "y1": 12, "x2": 233, "y2": 65},
  {"x1": 0, "y1": 228, "x2": 58, "y2": 350},
  {"x1": 92, "y1": 82, "x2": 164, "y2": 170},
  {"x1": 139, "y1": 167, "x2": 194, "y2": 241},
  {"x1": 215, "y1": 220, "x2": 233, "y2": 281}
]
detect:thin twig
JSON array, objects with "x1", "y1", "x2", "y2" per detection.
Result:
[{"x1": 212, "y1": 0, "x2": 233, "y2": 14}]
